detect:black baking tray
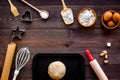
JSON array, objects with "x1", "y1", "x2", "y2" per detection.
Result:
[{"x1": 32, "y1": 53, "x2": 85, "y2": 80}]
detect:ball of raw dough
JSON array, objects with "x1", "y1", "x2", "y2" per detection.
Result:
[{"x1": 48, "y1": 61, "x2": 66, "y2": 80}]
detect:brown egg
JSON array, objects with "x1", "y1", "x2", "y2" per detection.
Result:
[
  {"x1": 113, "y1": 12, "x2": 120, "y2": 22},
  {"x1": 103, "y1": 11, "x2": 112, "y2": 21},
  {"x1": 107, "y1": 20, "x2": 115, "y2": 27}
]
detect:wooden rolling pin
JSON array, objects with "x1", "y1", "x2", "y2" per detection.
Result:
[{"x1": 1, "y1": 42, "x2": 16, "y2": 80}]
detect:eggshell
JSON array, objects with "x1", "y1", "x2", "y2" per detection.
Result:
[
  {"x1": 103, "y1": 11, "x2": 112, "y2": 21},
  {"x1": 113, "y1": 12, "x2": 120, "y2": 22},
  {"x1": 107, "y1": 20, "x2": 115, "y2": 27}
]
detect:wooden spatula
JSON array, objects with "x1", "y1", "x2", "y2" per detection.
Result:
[
  {"x1": 8, "y1": 0, "x2": 19, "y2": 17},
  {"x1": 61, "y1": 0, "x2": 74, "y2": 25}
]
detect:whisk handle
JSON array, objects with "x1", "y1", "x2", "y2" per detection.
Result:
[{"x1": 13, "y1": 70, "x2": 19, "y2": 80}]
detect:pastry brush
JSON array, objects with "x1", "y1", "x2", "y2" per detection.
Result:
[{"x1": 8, "y1": 0, "x2": 19, "y2": 17}]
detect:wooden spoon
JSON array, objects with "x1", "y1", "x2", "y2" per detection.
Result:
[
  {"x1": 8, "y1": 0, "x2": 19, "y2": 17},
  {"x1": 61, "y1": 0, "x2": 74, "y2": 25},
  {"x1": 21, "y1": 0, "x2": 49, "y2": 19}
]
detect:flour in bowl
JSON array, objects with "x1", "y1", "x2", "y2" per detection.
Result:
[{"x1": 79, "y1": 10, "x2": 95, "y2": 26}]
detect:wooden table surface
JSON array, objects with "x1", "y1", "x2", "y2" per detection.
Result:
[{"x1": 0, "y1": 0, "x2": 120, "y2": 80}]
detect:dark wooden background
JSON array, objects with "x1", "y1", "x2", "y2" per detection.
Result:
[{"x1": 0, "y1": 0, "x2": 120, "y2": 80}]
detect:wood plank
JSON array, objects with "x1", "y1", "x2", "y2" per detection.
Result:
[
  {"x1": 0, "y1": 1, "x2": 120, "y2": 80},
  {"x1": 0, "y1": 0, "x2": 120, "y2": 6},
  {"x1": 8, "y1": 64, "x2": 120, "y2": 80},
  {"x1": 0, "y1": 5, "x2": 120, "y2": 29}
]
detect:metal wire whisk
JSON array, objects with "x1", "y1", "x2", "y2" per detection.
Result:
[{"x1": 13, "y1": 47, "x2": 30, "y2": 80}]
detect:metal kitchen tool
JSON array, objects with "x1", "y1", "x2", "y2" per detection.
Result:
[
  {"x1": 12, "y1": 26, "x2": 26, "y2": 39},
  {"x1": 13, "y1": 47, "x2": 30, "y2": 80},
  {"x1": 8, "y1": 0, "x2": 19, "y2": 17},
  {"x1": 61, "y1": 0, "x2": 74, "y2": 25},
  {"x1": 21, "y1": 0, "x2": 49, "y2": 19},
  {"x1": 21, "y1": 10, "x2": 33, "y2": 22}
]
